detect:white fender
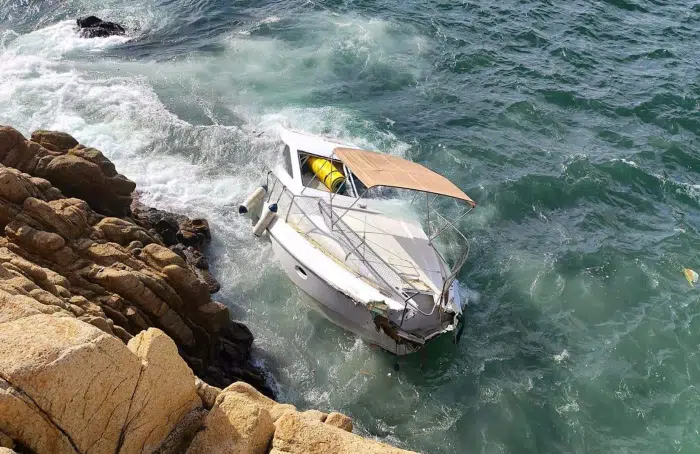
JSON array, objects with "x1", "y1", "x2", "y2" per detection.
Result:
[
  {"x1": 252, "y1": 203, "x2": 278, "y2": 237},
  {"x1": 238, "y1": 185, "x2": 267, "y2": 219}
]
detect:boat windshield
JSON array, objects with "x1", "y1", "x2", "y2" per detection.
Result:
[{"x1": 297, "y1": 150, "x2": 396, "y2": 199}]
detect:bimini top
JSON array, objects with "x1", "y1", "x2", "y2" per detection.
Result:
[{"x1": 334, "y1": 147, "x2": 476, "y2": 207}]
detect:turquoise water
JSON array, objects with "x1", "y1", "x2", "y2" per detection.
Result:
[{"x1": 2, "y1": 1, "x2": 700, "y2": 452}]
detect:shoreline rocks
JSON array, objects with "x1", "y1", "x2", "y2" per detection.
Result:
[
  {"x1": 0, "y1": 125, "x2": 417, "y2": 453},
  {"x1": 0, "y1": 125, "x2": 271, "y2": 396}
]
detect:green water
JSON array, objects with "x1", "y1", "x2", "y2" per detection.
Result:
[{"x1": 1, "y1": 0, "x2": 700, "y2": 452}]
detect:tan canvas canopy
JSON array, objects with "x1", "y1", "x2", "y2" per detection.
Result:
[{"x1": 334, "y1": 147, "x2": 476, "y2": 206}]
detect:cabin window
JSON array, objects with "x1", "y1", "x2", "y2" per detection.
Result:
[
  {"x1": 282, "y1": 145, "x2": 294, "y2": 177},
  {"x1": 298, "y1": 151, "x2": 351, "y2": 196}
]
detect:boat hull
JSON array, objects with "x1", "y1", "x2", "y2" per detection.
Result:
[{"x1": 269, "y1": 233, "x2": 419, "y2": 355}]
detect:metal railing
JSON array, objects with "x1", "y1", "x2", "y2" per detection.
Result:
[{"x1": 263, "y1": 169, "x2": 464, "y2": 318}]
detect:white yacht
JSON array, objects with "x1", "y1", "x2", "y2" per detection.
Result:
[{"x1": 241, "y1": 128, "x2": 475, "y2": 355}]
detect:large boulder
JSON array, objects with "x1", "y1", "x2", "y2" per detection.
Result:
[
  {"x1": 76, "y1": 16, "x2": 126, "y2": 38},
  {"x1": 0, "y1": 313, "x2": 142, "y2": 454},
  {"x1": 0, "y1": 313, "x2": 202, "y2": 454},
  {"x1": 219, "y1": 382, "x2": 297, "y2": 422},
  {"x1": 186, "y1": 391, "x2": 274, "y2": 454},
  {"x1": 120, "y1": 329, "x2": 202, "y2": 453},
  {"x1": 0, "y1": 126, "x2": 135, "y2": 216}
]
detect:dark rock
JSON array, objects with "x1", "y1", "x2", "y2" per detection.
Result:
[
  {"x1": 169, "y1": 244, "x2": 187, "y2": 260},
  {"x1": 183, "y1": 247, "x2": 209, "y2": 270},
  {"x1": 131, "y1": 200, "x2": 221, "y2": 293},
  {"x1": 176, "y1": 229, "x2": 202, "y2": 248},
  {"x1": 197, "y1": 268, "x2": 221, "y2": 294},
  {"x1": 222, "y1": 321, "x2": 254, "y2": 349},
  {"x1": 156, "y1": 218, "x2": 179, "y2": 245},
  {"x1": 182, "y1": 218, "x2": 211, "y2": 242},
  {"x1": 77, "y1": 16, "x2": 126, "y2": 38}
]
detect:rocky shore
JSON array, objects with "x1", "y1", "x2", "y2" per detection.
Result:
[{"x1": 0, "y1": 126, "x2": 416, "y2": 454}]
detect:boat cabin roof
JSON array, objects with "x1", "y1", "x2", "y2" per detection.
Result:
[
  {"x1": 335, "y1": 147, "x2": 475, "y2": 206},
  {"x1": 279, "y1": 127, "x2": 475, "y2": 206}
]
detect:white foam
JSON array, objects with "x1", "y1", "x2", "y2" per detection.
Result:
[
  {"x1": 4, "y1": 21, "x2": 130, "y2": 59},
  {"x1": 553, "y1": 349, "x2": 570, "y2": 363}
]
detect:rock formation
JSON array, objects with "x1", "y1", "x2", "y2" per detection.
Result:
[
  {"x1": 76, "y1": 16, "x2": 126, "y2": 38},
  {"x1": 0, "y1": 315, "x2": 415, "y2": 453},
  {"x1": 0, "y1": 125, "x2": 417, "y2": 453},
  {"x1": 0, "y1": 125, "x2": 270, "y2": 396}
]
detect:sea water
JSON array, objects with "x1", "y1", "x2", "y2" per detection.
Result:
[{"x1": 1, "y1": 1, "x2": 699, "y2": 452}]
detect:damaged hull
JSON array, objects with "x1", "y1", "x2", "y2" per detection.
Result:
[{"x1": 268, "y1": 218, "x2": 456, "y2": 355}]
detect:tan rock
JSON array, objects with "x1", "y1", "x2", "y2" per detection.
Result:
[
  {"x1": 96, "y1": 217, "x2": 156, "y2": 246},
  {"x1": 300, "y1": 409, "x2": 328, "y2": 422},
  {"x1": 271, "y1": 412, "x2": 417, "y2": 454},
  {"x1": 155, "y1": 408, "x2": 207, "y2": 454},
  {"x1": 0, "y1": 291, "x2": 70, "y2": 323},
  {"x1": 187, "y1": 392, "x2": 274, "y2": 454},
  {"x1": 0, "y1": 314, "x2": 141, "y2": 454},
  {"x1": 0, "y1": 377, "x2": 77, "y2": 454},
  {"x1": 141, "y1": 243, "x2": 187, "y2": 269},
  {"x1": 120, "y1": 329, "x2": 201, "y2": 454},
  {"x1": 0, "y1": 168, "x2": 31, "y2": 204},
  {"x1": 325, "y1": 412, "x2": 353, "y2": 432},
  {"x1": 0, "y1": 429, "x2": 14, "y2": 448},
  {"x1": 30, "y1": 130, "x2": 78, "y2": 151},
  {"x1": 22, "y1": 197, "x2": 88, "y2": 239},
  {"x1": 220, "y1": 381, "x2": 297, "y2": 422},
  {"x1": 5, "y1": 221, "x2": 65, "y2": 252},
  {"x1": 195, "y1": 377, "x2": 221, "y2": 410},
  {"x1": 161, "y1": 264, "x2": 211, "y2": 307}
]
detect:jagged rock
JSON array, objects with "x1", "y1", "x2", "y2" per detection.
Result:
[
  {"x1": 219, "y1": 382, "x2": 296, "y2": 422},
  {"x1": 186, "y1": 390, "x2": 274, "y2": 454},
  {"x1": 271, "y1": 412, "x2": 416, "y2": 454},
  {"x1": 30, "y1": 130, "x2": 78, "y2": 151},
  {"x1": 95, "y1": 217, "x2": 157, "y2": 245},
  {"x1": 155, "y1": 408, "x2": 208, "y2": 454},
  {"x1": 0, "y1": 125, "x2": 271, "y2": 397},
  {"x1": 0, "y1": 126, "x2": 134, "y2": 216},
  {"x1": 77, "y1": 16, "x2": 126, "y2": 38},
  {"x1": 122, "y1": 329, "x2": 202, "y2": 454},
  {"x1": 195, "y1": 377, "x2": 221, "y2": 410},
  {"x1": 131, "y1": 200, "x2": 221, "y2": 294},
  {"x1": 325, "y1": 412, "x2": 353, "y2": 432}
]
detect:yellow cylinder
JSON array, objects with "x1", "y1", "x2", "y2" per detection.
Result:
[{"x1": 307, "y1": 157, "x2": 346, "y2": 192}]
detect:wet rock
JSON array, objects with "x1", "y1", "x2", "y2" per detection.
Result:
[
  {"x1": 0, "y1": 125, "x2": 270, "y2": 398},
  {"x1": 76, "y1": 15, "x2": 126, "y2": 38}
]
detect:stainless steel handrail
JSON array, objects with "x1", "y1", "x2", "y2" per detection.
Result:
[{"x1": 265, "y1": 168, "x2": 449, "y2": 318}]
